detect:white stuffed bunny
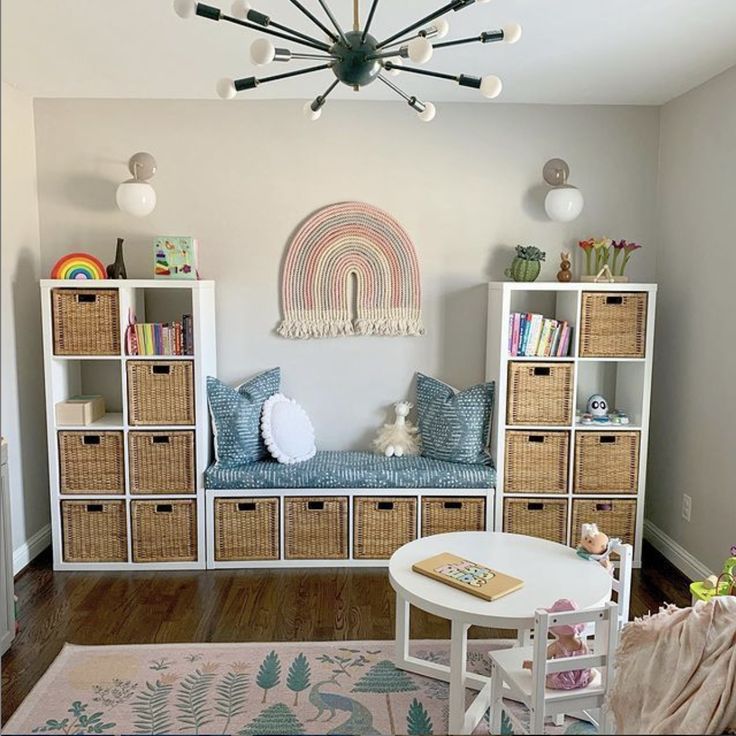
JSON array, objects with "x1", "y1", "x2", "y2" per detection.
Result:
[{"x1": 373, "y1": 401, "x2": 421, "y2": 457}]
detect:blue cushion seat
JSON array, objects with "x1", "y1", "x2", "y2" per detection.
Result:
[{"x1": 205, "y1": 450, "x2": 495, "y2": 490}]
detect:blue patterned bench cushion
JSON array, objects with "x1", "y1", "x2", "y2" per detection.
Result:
[{"x1": 205, "y1": 451, "x2": 495, "y2": 490}]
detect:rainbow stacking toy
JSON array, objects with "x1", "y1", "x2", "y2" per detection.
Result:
[{"x1": 51, "y1": 252, "x2": 107, "y2": 280}]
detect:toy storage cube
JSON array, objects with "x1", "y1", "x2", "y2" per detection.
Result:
[
  {"x1": 504, "y1": 498, "x2": 568, "y2": 545},
  {"x1": 52, "y1": 289, "x2": 120, "y2": 356},
  {"x1": 579, "y1": 292, "x2": 647, "y2": 358},
  {"x1": 58, "y1": 431, "x2": 124, "y2": 494},
  {"x1": 507, "y1": 362, "x2": 573, "y2": 426},
  {"x1": 421, "y1": 497, "x2": 486, "y2": 536},
  {"x1": 131, "y1": 500, "x2": 197, "y2": 562},
  {"x1": 126, "y1": 360, "x2": 195, "y2": 426},
  {"x1": 61, "y1": 501, "x2": 127, "y2": 562},
  {"x1": 285, "y1": 497, "x2": 348, "y2": 560},
  {"x1": 504, "y1": 431, "x2": 569, "y2": 493},
  {"x1": 129, "y1": 431, "x2": 195, "y2": 494},
  {"x1": 215, "y1": 498, "x2": 280, "y2": 561},
  {"x1": 354, "y1": 497, "x2": 417, "y2": 559},
  {"x1": 571, "y1": 499, "x2": 637, "y2": 546},
  {"x1": 574, "y1": 431, "x2": 639, "y2": 494}
]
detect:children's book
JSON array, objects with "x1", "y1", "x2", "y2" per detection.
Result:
[
  {"x1": 154, "y1": 236, "x2": 198, "y2": 279},
  {"x1": 412, "y1": 552, "x2": 524, "y2": 601}
]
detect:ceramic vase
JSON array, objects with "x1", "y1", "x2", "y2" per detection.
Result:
[{"x1": 505, "y1": 257, "x2": 541, "y2": 282}]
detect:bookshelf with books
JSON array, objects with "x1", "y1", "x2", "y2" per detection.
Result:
[
  {"x1": 486, "y1": 282, "x2": 657, "y2": 567},
  {"x1": 40, "y1": 280, "x2": 216, "y2": 572}
]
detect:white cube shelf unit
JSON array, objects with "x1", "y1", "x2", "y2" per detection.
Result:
[
  {"x1": 40, "y1": 279, "x2": 216, "y2": 571},
  {"x1": 485, "y1": 282, "x2": 657, "y2": 566}
]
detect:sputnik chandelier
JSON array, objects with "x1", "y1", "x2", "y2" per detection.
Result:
[{"x1": 173, "y1": 0, "x2": 521, "y2": 121}]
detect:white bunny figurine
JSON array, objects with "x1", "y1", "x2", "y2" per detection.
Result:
[{"x1": 372, "y1": 401, "x2": 421, "y2": 458}]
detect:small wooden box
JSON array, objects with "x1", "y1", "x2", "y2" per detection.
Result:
[{"x1": 55, "y1": 395, "x2": 105, "y2": 426}]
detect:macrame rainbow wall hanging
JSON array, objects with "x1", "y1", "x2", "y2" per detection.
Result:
[{"x1": 278, "y1": 202, "x2": 424, "y2": 339}]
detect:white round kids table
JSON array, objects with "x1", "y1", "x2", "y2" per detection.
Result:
[{"x1": 388, "y1": 531, "x2": 612, "y2": 735}]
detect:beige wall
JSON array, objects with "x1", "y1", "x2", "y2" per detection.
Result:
[
  {"x1": 1, "y1": 81, "x2": 49, "y2": 571},
  {"x1": 646, "y1": 65, "x2": 736, "y2": 573},
  {"x1": 32, "y1": 99, "x2": 660, "y2": 451}
]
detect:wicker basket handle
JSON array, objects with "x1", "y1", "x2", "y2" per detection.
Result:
[
  {"x1": 87, "y1": 504, "x2": 104, "y2": 513},
  {"x1": 152, "y1": 365, "x2": 171, "y2": 375},
  {"x1": 77, "y1": 293, "x2": 97, "y2": 303},
  {"x1": 307, "y1": 501, "x2": 325, "y2": 511},
  {"x1": 527, "y1": 502, "x2": 544, "y2": 511},
  {"x1": 444, "y1": 501, "x2": 462, "y2": 510},
  {"x1": 237, "y1": 502, "x2": 257, "y2": 512},
  {"x1": 599, "y1": 436, "x2": 616, "y2": 444},
  {"x1": 152, "y1": 435, "x2": 171, "y2": 444},
  {"x1": 528, "y1": 435, "x2": 545, "y2": 443},
  {"x1": 377, "y1": 501, "x2": 395, "y2": 511},
  {"x1": 606, "y1": 296, "x2": 623, "y2": 305},
  {"x1": 155, "y1": 504, "x2": 174, "y2": 513},
  {"x1": 596, "y1": 503, "x2": 613, "y2": 511},
  {"x1": 82, "y1": 435, "x2": 101, "y2": 445},
  {"x1": 533, "y1": 366, "x2": 551, "y2": 377}
]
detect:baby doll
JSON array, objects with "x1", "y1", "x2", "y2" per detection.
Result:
[
  {"x1": 522, "y1": 598, "x2": 594, "y2": 690},
  {"x1": 576, "y1": 522, "x2": 620, "y2": 572}
]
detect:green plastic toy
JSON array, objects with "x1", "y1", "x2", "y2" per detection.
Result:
[{"x1": 690, "y1": 550, "x2": 736, "y2": 603}]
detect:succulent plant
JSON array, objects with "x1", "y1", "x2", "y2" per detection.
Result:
[{"x1": 514, "y1": 245, "x2": 546, "y2": 262}]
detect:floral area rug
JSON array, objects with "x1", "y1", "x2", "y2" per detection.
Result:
[{"x1": 4, "y1": 640, "x2": 595, "y2": 735}]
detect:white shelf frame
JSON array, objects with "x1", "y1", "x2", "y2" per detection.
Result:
[
  {"x1": 485, "y1": 282, "x2": 657, "y2": 567},
  {"x1": 40, "y1": 279, "x2": 217, "y2": 571}
]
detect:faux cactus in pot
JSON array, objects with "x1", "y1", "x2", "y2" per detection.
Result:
[{"x1": 505, "y1": 245, "x2": 546, "y2": 282}]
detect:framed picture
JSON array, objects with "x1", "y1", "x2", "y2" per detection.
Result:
[{"x1": 154, "y1": 236, "x2": 198, "y2": 279}]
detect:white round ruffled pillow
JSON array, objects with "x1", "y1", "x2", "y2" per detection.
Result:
[{"x1": 260, "y1": 393, "x2": 316, "y2": 464}]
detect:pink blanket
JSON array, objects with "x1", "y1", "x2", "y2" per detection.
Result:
[{"x1": 607, "y1": 597, "x2": 736, "y2": 734}]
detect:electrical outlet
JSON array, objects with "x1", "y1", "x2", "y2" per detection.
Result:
[{"x1": 681, "y1": 493, "x2": 692, "y2": 522}]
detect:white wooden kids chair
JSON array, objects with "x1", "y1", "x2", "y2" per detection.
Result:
[
  {"x1": 609, "y1": 543, "x2": 633, "y2": 629},
  {"x1": 489, "y1": 601, "x2": 619, "y2": 735}
]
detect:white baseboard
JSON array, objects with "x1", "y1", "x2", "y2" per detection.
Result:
[
  {"x1": 643, "y1": 519, "x2": 712, "y2": 582},
  {"x1": 13, "y1": 523, "x2": 51, "y2": 575}
]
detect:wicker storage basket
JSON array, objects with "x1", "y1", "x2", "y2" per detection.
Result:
[
  {"x1": 579, "y1": 292, "x2": 647, "y2": 358},
  {"x1": 421, "y1": 497, "x2": 485, "y2": 537},
  {"x1": 58, "y1": 431, "x2": 124, "y2": 494},
  {"x1": 504, "y1": 431, "x2": 569, "y2": 494},
  {"x1": 129, "y1": 431, "x2": 195, "y2": 494},
  {"x1": 572, "y1": 499, "x2": 637, "y2": 546},
  {"x1": 127, "y1": 360, "x2": 195, "y2": 426},
  {"x1": 131, "y1": 500, "x2": 197, "y2": 562},
  {"x1": 354, "y1": 497, "x2": 417, "y2": 559},
  {"x1": 61, "y1": 500, "x2": 127, "y2": 562},
  {"x1": 574, "y1": 431, "x2": 639, "y2": 494},
  {"x1": 215, "y1": 498, "x2": 279, "y2": 561},
  {"x1": 507, "y1": 362, "x2": 573, "y2": 426},
  {"x1": 52, "y1": 289, "x2": 120, "y2": 356},
  {"x1": 285, "y1": 497, "x2": 348, "y2": 560},
  {"x1": 504, "y1": 498, "x2": 568, "y2": 545}
]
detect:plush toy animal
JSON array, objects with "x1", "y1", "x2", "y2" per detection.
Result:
[
  {"x1": 576, "y1": 522, "x2": 621, "y2": 572},
  {"x1": 373, "y1": 401, "x2": 421, "y2": 457}
]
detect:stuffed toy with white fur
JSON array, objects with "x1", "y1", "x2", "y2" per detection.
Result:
[{"x1": 373, "y1": 401, "x2": 421, "y2": 457}]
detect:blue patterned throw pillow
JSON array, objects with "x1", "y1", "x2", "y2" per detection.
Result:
[
  {"x1": 416, "y1": 373, "x2": 494, "y2": 465},
  {"x1": 207, "y1": 368, "x2": 280, "y2": 465}
]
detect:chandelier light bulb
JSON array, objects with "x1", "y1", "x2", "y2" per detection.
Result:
[
  {"x1": 250, "y1": 38, "x2": 276, "y2": 65},
  {"x1": 480, "y1": 74, "x2": 503, "y2": 99},
  {"x1": 386, "y1": 58, "x2": 403, "y2": 77},
  {"x1": 417, "y1": 102, "x2": 436, "y2": 122},
  {"x1": 173, "y1": 0, "x2": 197, "y2": 19},
  {"x1": 434, "y1": 18, "x2": 450, "y2": 39},
  {"x1": 303, "y1": 101, "x2": 322, "y2": 121},
  {"x1": 230, "y1": 0, "x2": 251, "y2": 19},
  {"x1": 408, "y1": 37, "x2": 433, "y2": 64},
  {"x1": 216, "y1": 77, "x2": 237, "y2": 99},
  {"x1": 476, "y1": 0, "x2": 492, "y2": 4},
  {"x1": 502, "y1": 23, "x2": 522, "y2": 44}
]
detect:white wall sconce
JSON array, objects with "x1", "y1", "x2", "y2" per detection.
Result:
[
  {"x1": 116, "y1": 152, "x2": 157, "y2": 217},
  {"x1": 543, "y1": 158, "x2": 584, "y2": 223}
]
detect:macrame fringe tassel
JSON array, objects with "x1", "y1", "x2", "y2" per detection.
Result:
[{"x1": 278, "y1": 316, "x2": 424, "y2": 339}]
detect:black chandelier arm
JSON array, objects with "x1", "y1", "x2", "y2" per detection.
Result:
[
  {"x1": 195, "y1": 4, "x2": 330, "y2": 53},
  {"x1": 361, "y1": 0, "x2": 381, "y2": 43},
  {"x1": 310, "y1": 78, "x2": 341, "y2": 111},
  {"x1": 286, "y1": 0, "x2": 338, "y2": 43},
  {"x1": 376, "y1": 74, "x2": 427, "y2": 113},
  {"x1": 245, "y1": 8, "x2": 332, "y2": 50},
  {"x1": 291, "y1": 52, "x2": 337, "y2": 60},
  {"x1": 234, "y1": 62, "x2": 333, "y2": 91},
  {"x1": 368, "y1": 48, "x2": 408, "y2": 62},
  {"x1": 375, "y1": 0, "x2": 473, "y2": 49},
  {"x1": 433, "y1": 30, "x2": 504, "y2": 49},
  {"x1": 315, "y1": 0, "x2": 350, "y2": 46},
  {"x1": 384, "y1": 61, "x2": 482, "y2": 89}
]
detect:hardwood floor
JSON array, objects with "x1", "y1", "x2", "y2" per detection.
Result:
[{"x1": 1, "y1": 541, "x2": 690, "y2": 725}]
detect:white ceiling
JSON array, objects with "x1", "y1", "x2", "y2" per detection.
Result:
[{"x1": 2, "y1": 0, "x2": 736, "y2": 104}]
